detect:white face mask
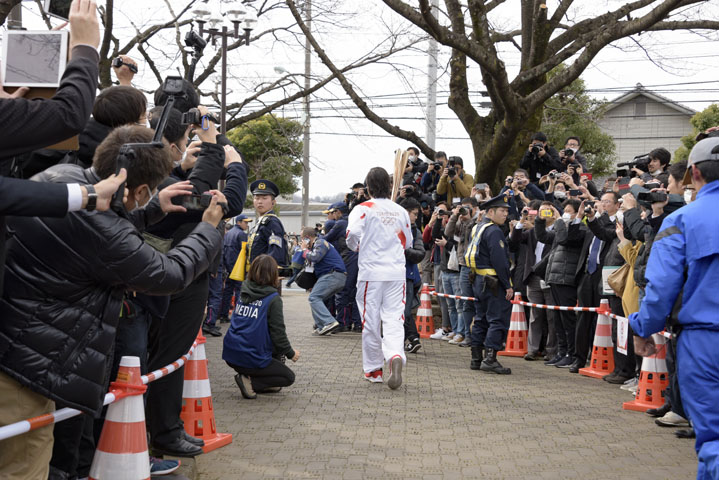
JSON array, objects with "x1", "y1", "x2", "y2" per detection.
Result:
[
  {"x1": 554, "y1": 190, "x2": 567, "y2": 199},
  {"x1": 408, "y1": 155, "x2": 416, "y2": 162},
  {"x1": 684, "y1": 189, "x2": 693, "y2": 204},
  {"x1": 615, "y1": 211, "x2": 624, "y2": 224},
  {"x1": 561, "y1": 212, "x2": 572, "y2": 223},
  {"x1": 134, "y1": 186, "x2": 152, "y2": 211},
  {"x1": 475, "y1": 194, "x2": 482, "y2": 203}
]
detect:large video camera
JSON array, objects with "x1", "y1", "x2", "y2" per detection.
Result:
[
  {"x1": 112, "y1": 76, "x2": 226, "y2": 215},
  {"x1": 616, "y1": 154, "x2": 650, "y2": 178}
]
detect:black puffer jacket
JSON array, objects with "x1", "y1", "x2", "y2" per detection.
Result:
[
  {"x1": 0, "y1": 165, "x2": 222, "y2": 415},
  {"x1": 535, "y1": 217, "x2": 586, "y2": 286}
]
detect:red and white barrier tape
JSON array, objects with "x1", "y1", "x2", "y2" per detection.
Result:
[
  {"x1": 428, "y1": 290, "x2": 603, "y2": 313},
  {"x1": 0, "y1": 340, "x2": 199, "y2": 442}
]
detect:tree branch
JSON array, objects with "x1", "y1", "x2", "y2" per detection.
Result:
[{"x1": 286, "y1": 0, "x2": 435, "y2": 158}]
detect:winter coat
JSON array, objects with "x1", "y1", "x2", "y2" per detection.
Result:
[
  {"x1": 535, "y1": 217, "x2": 586, "y2": 286},
  {"x1": 0, "y1": 164, "x2": 222, "y2": 415},
  {"x1": 239, "y1": 280, "x2": 295, "y2": 360}
]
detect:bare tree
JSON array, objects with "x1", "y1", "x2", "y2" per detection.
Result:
[{"x1": 287, "y1": 0, "x2": 719, "y2": 186}]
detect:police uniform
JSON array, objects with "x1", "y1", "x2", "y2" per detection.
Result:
[
  {"x1": 629, "y1": 138, "x2": 719, "y2": 479},
  {"x1": 464, "y1": 193, "x2": 513, "y2": 374},
  {"x1": 247, "y1": 180, "x2": 289, "y2": 269}
]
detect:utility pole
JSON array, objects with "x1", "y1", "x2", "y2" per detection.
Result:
[
  {"x1": 425, "y1": 0, "x2": 439, "y2": 151},
  {"x1": 301, "y1": 0, "x2": 311, "y2": 228}
]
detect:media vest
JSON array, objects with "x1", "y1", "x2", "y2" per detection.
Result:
[{"x1": 222, "y1": 292, "x2": 279, "y2": 369}]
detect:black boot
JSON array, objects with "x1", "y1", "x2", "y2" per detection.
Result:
[
  {"x1": 470, "y1": 346, "x2": 483, "y2": 370},
  {"x1": 480, "y1": 348, "x2": 511, "y2": 375}
]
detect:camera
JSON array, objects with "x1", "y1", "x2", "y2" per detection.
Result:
[
  {"x1": 458, "y1": 207, "x2": 468, "y2": 216},
  {"x1": 402, "y1": 184, "x2": 416, "y2": 193},
  {"x1": 584, "y1": 202, "x2": 595, "y2": 215},
  {"x1": 432, "y1": 163, "x2": 442, "y2": 172},
  {"x1": 181, "y1": 107, "x2": 219, "y2": 126},
  {"x1": 530, "y1": 142, "x2": 544, "y2": 156},
  {"x1": 437, "y1": 209, "x2": 449, "y2": 216},
  {"x1": 112, "y1": 57, "x2": 138, "y2": 74},
  {"x1": 184, "y1": 30, "x2": 207, "y2": 52},
  {"x1": 540, "y1": 209, "x2": 553, "y2": 218},
  {"x1": 548, "y1": 172, "x2": 556, "y2": 180},
  {"x1": 637, "y1": 191, "x2": 668, "y2": 203},
  {"x1": 562, "y1": 148, "x2": 575, "y2": 158},
  {"x1": 616, "y1": 154, "x2": 650, "y2": 178},
  {"x1": 448, "y1": 167, "x2": 456, "y2": 177}
]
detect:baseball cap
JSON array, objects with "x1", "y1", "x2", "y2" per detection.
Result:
[{"x1": 684, "y1": 137, "x2": 719, "y2": 185}]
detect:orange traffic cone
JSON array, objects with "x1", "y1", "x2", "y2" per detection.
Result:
[
  {"x1": 89, "y1": 356, "x2": 150, "y2": 480},
  {"x1": 623, "y1": 333, "x2": 669, "y2": 412},
  {"x1": 579, "y1": 300, "x2": 615, "y2": 379},
  {"x1": 180, "y1": 330, "x2": 233, "y2": 453},
  {"x1": 498, "y1": 293, "x2": 528, "y2": 357},
  {"x1": 415, "y1": 284, "x2": 434, "y2": 339}
]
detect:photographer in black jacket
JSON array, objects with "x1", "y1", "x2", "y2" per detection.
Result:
[
  {"x1": 0, "y1": 126, "x2": 225, "y2": 479},
  {"x1": 520, "y1": 132, "x2": 562, "y2": 183}
]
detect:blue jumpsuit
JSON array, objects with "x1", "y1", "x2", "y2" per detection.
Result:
[
  {"x1": 465, "y1": 219, "x2": 512, "y2": 350},
  {"x1": 629, "y1": 180, "x2": 719, "y2": 480}
]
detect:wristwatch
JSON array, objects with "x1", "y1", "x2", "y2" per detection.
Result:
[{"x1": 84, "y1": 184, "x2": 98, "y2": 211}]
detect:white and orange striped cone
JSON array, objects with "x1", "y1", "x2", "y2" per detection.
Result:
[
  {"x1": 498, "y1": 293, "x2": 528, "y2": 357},
  {"x1": 180, "y1": 329, "x2": 232, "y2": 453},
  {"x1": 623, "y1": 332, "x2": 669, "y2": 412},
  {"x1": 579, "y1": 299, "x2": 615, "y2": 379},
  {"x1": 415, "y1": 283, "x2": 434, "y2": 339},
  {"x1": 89, "y1": 356, "x2": 150, "y2": 480}
]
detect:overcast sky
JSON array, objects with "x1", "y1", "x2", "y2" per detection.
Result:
[{"x1": 10, "y1": 0, "x2": 719, "y2": 197}]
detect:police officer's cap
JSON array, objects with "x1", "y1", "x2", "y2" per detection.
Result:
[
  {"x1": 250, "y1": 179, "x2": 280, "y2": 197},
  {"x1": 480, "y1": 192, "x2": 511, "y2": 210},
  {"x1": 685, "y1": 137, "x2": 719, "y2": 185},
  {"x1": 235, "y1": 214, "x2": 252, "y2": 223},
  {"x1": 329, "y1": 202, "x2": 348, "y2": 215}
]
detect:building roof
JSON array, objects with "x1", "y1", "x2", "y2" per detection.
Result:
[
  {"x1": 276, "y1": 202, "x2": 331, "y2": 213},
  {"x1": 604, "y1": 83, "x2": 696, "y2": 116}
]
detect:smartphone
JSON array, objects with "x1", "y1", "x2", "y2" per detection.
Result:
[
  {"x1": 580, "y1": 173, "x2": 593, "y2": 181},
  {"x1": 42, "y1": 0, "x2": 72, "y2": 20},
  {"x1": 1, "y1": 30, "x2": 68, "y2": 87},
  {"x1": 181, "y1": 194, "x2": 211, "y2": 210},
  {"x1": 477, "y1": 183, "x2": 489, "y2": 191},
  {"x1": 569, "y1": 189, "x2": 581, "y2": 196},
  {"x1": 540, "y1": 209, "x2": 553, "y2": 218}
]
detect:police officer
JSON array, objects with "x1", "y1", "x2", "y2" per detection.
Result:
[
  {"x1": 465, "y1": 193, "x2": 513, "y2": 375},
  {"x1": 629, "y1": 137, "x2": 719, "y2": 479},
  {"x1": 247, "y1": 179, "x2": 289, "y2": 270}
]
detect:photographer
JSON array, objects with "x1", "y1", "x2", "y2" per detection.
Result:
[
  {"x1": 558, "y1": 137, "x2": 587, "y2": 172},
  {"x1": 0, "y1": 126, "x2": 225, "y2": 479},
  {"x1": 403, "y1": 146, "x2": 428, "y2": 185},
  {"x1": 437, "y1": 156, "x2": 474, "y2": 202},
  {"x1": 445, "y1": 197, "x2": 480, "y2": 347},
  {"x1": 346, "y1": 182, "x2": 370, "y2": 212},
  {"x1": 535, "y1": 200, "x2": 587, "y2": 368},
  {"x1": 501, "y1": 169, "x2": 545, "y2": 219},
  {"x1": 520, "y1": 132, "x2": 562, "y2": 183},
  {"x1": 420, "y1": 151, "x2": 447, "y2": 198}
]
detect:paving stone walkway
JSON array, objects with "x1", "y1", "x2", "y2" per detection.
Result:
[{"x1": 193, "y1": 288, "x2": 697, "y2": 479}]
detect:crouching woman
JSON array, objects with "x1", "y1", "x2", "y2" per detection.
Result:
[{"x1": 222, "y1": 254, "x2": 300, "y2": 399}]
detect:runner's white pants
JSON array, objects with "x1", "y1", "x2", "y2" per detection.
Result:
[{"x1": 356, "y1": 280, "x2": 406, "y2": 373}]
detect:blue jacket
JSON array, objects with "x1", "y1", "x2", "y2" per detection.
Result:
[
  {"x1": 304, "y1": 238, "x2": 346, "y2": 277},
  {"x1": 322, "y1": 217, "x2": 347, "y2": 253},
  {"x1": 223, "y1": 224, "x2": 248, "y2": 272},
  {"x1": 630, "y1": 180, "x2": 719, "y2": 336}
]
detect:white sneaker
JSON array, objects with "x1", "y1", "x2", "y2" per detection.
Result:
[
  {"x1": 441, "y1": 332, "x2": 456, "y2": 342},
  {"x1": 620, "y1": 377, "x2": 638, "y2": 391},
  {"x1": 429, "y1": 328, "x2": 446, "y2": 340},
  {"x1": 387, "y1": 356, "x2": 403, "y2": 390},
  {"x1": 448, "y1": 334, "x2": 465, "y2": 345},
  {"x1": 655, "y1": 411, "x2": 690, "y2": 427},
  {"x1": 318, "y1": 321, "x2": 340, "y2": 336}
]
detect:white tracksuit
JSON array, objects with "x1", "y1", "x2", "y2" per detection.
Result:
[{"x1": 346, "y1": 198, "x2": 412, "y2": 373}]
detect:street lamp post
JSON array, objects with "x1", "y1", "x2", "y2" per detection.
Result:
[{"x1": 192, "y1": 0, "x2": 257, "y2": 133}]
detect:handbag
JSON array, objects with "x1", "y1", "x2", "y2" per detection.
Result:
[
  {"x1": 295, "y1": 264, "x2": 317, "y2": 290},
  {"x1": 607, "y1": 263, "x2": 630, "y2": 297},
  {"x1": 229, "y1": 241, "x2": 248, "y2": 281}
]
